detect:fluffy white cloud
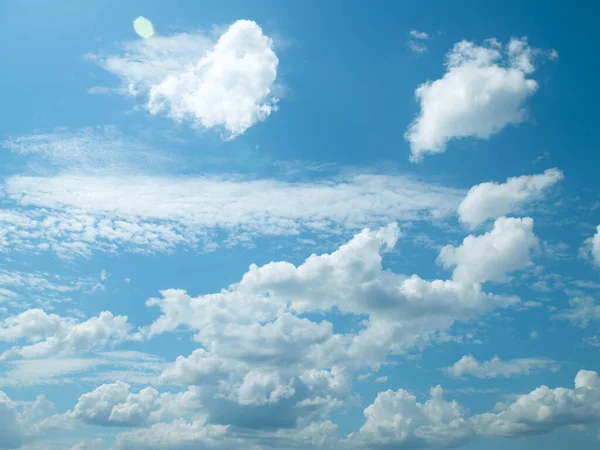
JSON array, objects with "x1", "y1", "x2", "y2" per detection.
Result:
[
  {"x1": 353, "y1": 370, "x2": 600, "y2": 447},
  {"x1": 70, "y1": 382, "x2": 161, "y2": 427},
  {"x1": 0, "y1": 172, "x2": 463, "y2": 258},
  {"x1": 135, "y1": 222, "x2": 536, "y2": 435},
  {"x1": 458, "y1": 169, "x2": 564, "y2": 228},
  {"x1": 583, "y1": 225, "x2": 600, "y2": 266},
  {"x1": 437, "y1": 217, "x2": 538, "y2": 285},
  {"x1": 0, "y1": 309, "x2": 70, "y2": 343},
  {"x1": 352, "y1": 386, "x2": 472, "y2": 448},
  {"x1": 90, "y1": 20, "x2": 279, "y2": 137},
  {"x1": 553, "y1": 296, "x2": 600, "y2": 328},
  {"x1": 0, "y1": 311, "x2": 132, "y2": 359},
  {"x1": 159, "y1": 349, "x2": 237, "y2": 386},
  {"x1": 145, "y1": 224, "x2": 521, "y2": 368},
  {"x1": 445, "y1": 355, "x2": 559, "y2": 379},
  {"x1": 406, "y1": 38, "x2": 555, "y2": 161},
  {"x1": 474, "y1": 370, "x2": 600, "y2": 437}
]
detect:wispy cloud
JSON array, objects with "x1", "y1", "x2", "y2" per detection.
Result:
[{"x1": 0, "y1": 173, "x2": 463, "y2": 258}]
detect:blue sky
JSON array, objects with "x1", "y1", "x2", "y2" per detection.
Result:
[{"x1": 0, "y1": 0, "x2": 599, "y2": 449}]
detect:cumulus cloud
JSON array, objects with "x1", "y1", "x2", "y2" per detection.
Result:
[
  {"x1": 458, "y1": 168, "x2": 564, "y2": 228},
  {"x1": 144, "y1": 224, "x2": 521, "y2": 367},
  {"x1": 0, "y1": 391, "x2": 58, "y2": 449},
  {"x1": 0, "y1": 310, "x2": 132, "y2": 360},
  {"x1": 445, "y1": 355, "x2": 559, "y2": 379},
  {"x1": 354, "y1": 370, "x2": 600, "y2": 447},
  {"x1": 90, "y1": 20, "x2": 279, "y2": 137},
  {"x1": 137, "y1": 222, "x2": 531, "y2": 433},
  {"x1": 583, "y1": 225, "x2": 600, "y2": 266},
  {"x1": 474, "y1": 370, "x2": 600, "y2": 437},
  {"x1": 0, "y1": 172, "x2": 463, "y2": 257},
  {"x1": 352, "y1": 385, "x2": 472, "y2": 448},
  {"x1": 69, "y1": 382, "x2": 162, "y2": 427},
  {"x1": 437, "y1": 216, "x2": 538, "y2": 285},
  {"x1": 406, "y1": 37, "x2": 555, "y2": 162},
  {"x1": 0, "y1": 391, "x2": 26, "y2": 449}
]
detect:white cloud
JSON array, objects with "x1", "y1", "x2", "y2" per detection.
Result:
[
  {"x1": 144, "y1": 224, "x2": 520, "y2": 365},
  {"x1": 90, "y1": 20, "x2": 279, "y2": 137},
  {"x1": 445, "y1": 355, "x2": 558, "y2": 378},
  {"x1": 410, "y1": 30, "x2": 430, "y2": 40},
  {"x1": 0, "y1": 309, "x2": 71, "y2": 343},
  {"x1": 553, "y1": 296, "x2": 600, "y2": 328},
  {"x1": 0, "y1": 391, "x2": 58, "y2": 449},
  {"x1": 140, "y1": 223, "x2": 527, "y2": 434},
  {"x1": 0, "y1": 269, "x2": 98, "y2": 296},
  {"x1": 474, "y1": 370, "x2": 600, "y2": 437},
  {"x1": 3, "y1": 126, "x2": 173, "y2": 174},
  {"x1": 352, "y1": 385, "x2": 472, "y2": 448},
  {"x1": 0, "y1": 173, "x2": 463, "y2": 257},
  {"x1": 458, "y1": 168, "x2": 564, "y2": 228},
  {"x1": 0, "y1": 310, "x2": 132, "y2": 359},
  {"x1": 406, "y1": 38, "x2": 555, "y2": 162},
  {"x1": 437, "y1": 217, "x2": 538, "y2": 285},
  {"x1": 114, "y1": 418, "x2": 229, "y2": 450},
  {"x1": 0, "y1": 351, "x2": 165, "y2": 387},
  {"x1": 583, "y1": 225, "x2": 600, "y2": 266},
  {"x1": 355, "y1": 370, "x2": 600, "y2": 447},
  {"x1": 69, "y1": 382, "x2": 161, "y2": 427},
  {"x1": 408, "y1": 41, "x2": 428, "y2": 54}
]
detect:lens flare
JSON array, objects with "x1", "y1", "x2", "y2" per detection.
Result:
[{"x1": 133, "y1": 16, "x2": 154, "y2": 39}]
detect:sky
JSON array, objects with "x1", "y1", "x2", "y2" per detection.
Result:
[{"x1": 0, "y1": 0, "x2": 599, "y2": 449}]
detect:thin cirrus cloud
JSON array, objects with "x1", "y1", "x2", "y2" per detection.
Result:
[
  {"x1": 457, "y1": 168, "x2": 564, "y2": 228},
  {"x1": 2, "y1": 126, "x2": 176, "y2": 174},
  {"x1": 0, "y1": 172, "x2": 464, "y2": 258},
  {"x1": 445, "y1": 354, "x2": 559, "y2": 378},
  {"x1": 88, "y1": 20, "x2": 279, "y2": 138},
  {"x1": 405, "y1": 37, "x2": 557, "y2": 162}
]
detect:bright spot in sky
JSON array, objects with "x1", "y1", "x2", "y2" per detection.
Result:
[{"x1": 133, "y1": 16, "x2": 155, "y2": 39}]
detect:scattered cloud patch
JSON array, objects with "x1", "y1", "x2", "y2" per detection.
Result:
[
  {"x1": 406, "y1": 38, "x2": 556, "y2": 162},
  {"x1": 553, "y1": 296, "x2": 600, "y2": 328},
  {"x1": 408, "y1": 30, "x2": 430, "y2": 53},
  {"x1": 445, "y1": 355, "x2": 559, "y2": 378},
  {"x1": 458, "y1": 169, "x2": 564, "y2": 228}
]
